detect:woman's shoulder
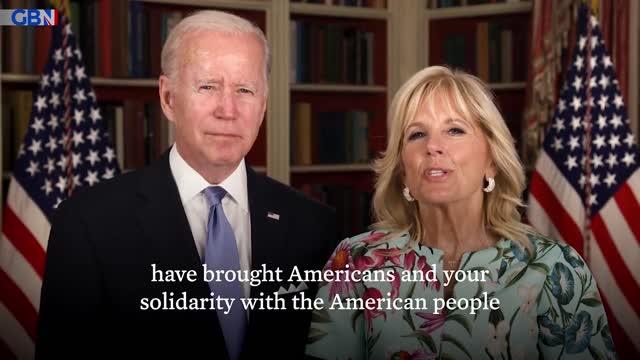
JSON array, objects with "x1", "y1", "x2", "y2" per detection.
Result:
[{"x1": 523, "y1": 232, "x2": 588, "y2": 269}]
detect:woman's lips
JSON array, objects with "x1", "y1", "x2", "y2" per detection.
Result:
[{"x1": 423, "y1": 168, "x2": 452, "y2": 182}]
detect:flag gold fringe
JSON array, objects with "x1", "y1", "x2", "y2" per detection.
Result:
[{"x1": 48, "y1": 0, "x2": 71, "y2": 20}]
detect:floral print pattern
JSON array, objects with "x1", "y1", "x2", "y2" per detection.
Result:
[
  {"x1": 564, "y1": 311, "x2": 592, "y2": 353},
  {"x1": 486, "y1": 320, "x2": 509, "y2": 357},
  {"x1": 305, "y1": 231, "x2": 616, "y2": 359},
  {"x1": 323, "y1": 240, "x2": 356, "y2": 299}
]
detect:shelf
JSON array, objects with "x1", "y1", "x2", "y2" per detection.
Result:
[
  {"x1": 141, "y1": 0, "x2": 268, "y2": 11},
  {"x1": 290, "y1": 3, "x2": 389, "y2": 19},
  {"x1": 1, "y1": 73, "x2": 40, "y2": 84},
  {"x1": 1, "y1": 73, "x2": 159, "y2": 87},
  {"x1": 489, "y1": 82, "x2": 526, "y2": 90},
  {"x1": 425, "y1": 2, "x2": 532, "y2": 20},
  {"x1": 290, "y1": 83, "x2": 386, "y2": 93},
  {"x1": 92, "y1": 78, "x2": 159, "y2": 87},
  {"x1": 291, "y1": 164, "x2": 372, "y2": 173}
]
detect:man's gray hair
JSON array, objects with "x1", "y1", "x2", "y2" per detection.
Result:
[{"x1": 160, "y1": 10, "x2": 270, "y2": 81}]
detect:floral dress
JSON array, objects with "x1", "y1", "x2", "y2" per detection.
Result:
[{"x1": 305, "y1": 231, "x2": 616, "y2": 360}]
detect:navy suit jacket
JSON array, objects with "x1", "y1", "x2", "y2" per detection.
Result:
[{"x1": 35, "y1": 151, "x2": 338, "y2": 359}]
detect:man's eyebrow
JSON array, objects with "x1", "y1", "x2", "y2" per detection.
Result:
[
  {"x1": 196, "y1": 78, "x2": 222, "y2": 84},
  {"x1": 194, "y1": 79, "x2": 260, "y2": 88},
  {"x1": 234, "y1": 80, "x2": 260, "y2": 88}
]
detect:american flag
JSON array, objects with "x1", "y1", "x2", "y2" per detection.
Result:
[
  {"x1": 527, "y1": 5, "x2": 639, "y2": 358},
  {"x1": 0, "y1": 17, "x2": 119, "y2": 359}
]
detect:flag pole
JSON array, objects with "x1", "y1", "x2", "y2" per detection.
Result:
[
  {"x1": 56, "y1": 4, "x2": 76, "y2": 198},
  {"x1": 582, "y1": 3, "x2": 594, "y2": 263},
  {"x1": 48, "y1": 0, "x2": 75, "y2": 197}
]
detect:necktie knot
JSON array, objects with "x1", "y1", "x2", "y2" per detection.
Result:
[{"x1": 204, "y1": 186, "x2": 227, "y2": 207}]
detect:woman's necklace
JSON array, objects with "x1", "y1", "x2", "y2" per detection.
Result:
[{"x1": 444, "y1": 259, "x2": 460, "y2": 267}]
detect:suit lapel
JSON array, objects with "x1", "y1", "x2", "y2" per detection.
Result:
[
  {"x1": 246, "y1": 167, "x2": 289, "y2": 299},
  {"x1": 134, "y1": 152, "x2": 228, "y2": 358},
  {"x1": 135, "y1": 152, "x2": 203, "y2": 274}
]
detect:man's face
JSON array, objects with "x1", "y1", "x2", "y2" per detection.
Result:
[{"x1": 160, "y1": 31, "x2": 267, "y2": 178}]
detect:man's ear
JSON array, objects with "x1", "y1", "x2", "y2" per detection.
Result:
[
  {"x1": 258, "y1": 88, "x2": 268, "y2": 127},
  {"x1": 159, "y1": 75, "x2": 176, "y2": 123}
]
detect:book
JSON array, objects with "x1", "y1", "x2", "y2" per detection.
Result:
[
  {"x1": 500, "y1": 29, "x2": 513, "y2": 82},
  {"x1": 476, "y1": 21, "x2": 489, "y2": 82},
  {"x1": 291, "y1": 102, "x2": 312, "y2": 165}
]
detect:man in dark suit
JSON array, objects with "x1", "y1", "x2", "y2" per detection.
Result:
[{"x1": 36, "y1": 10, "x2": 337, "y2": 359}]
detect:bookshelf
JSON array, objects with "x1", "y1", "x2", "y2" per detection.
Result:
[
  {"x1": 0, "y1": 0, "x2": 389, "y2": 238},
  {"x1": 289, "y1": 0, "x2": 389, "y2": 237},
  {"x1": 424, "y1": 0, "x2": 533, "y2": 156}
]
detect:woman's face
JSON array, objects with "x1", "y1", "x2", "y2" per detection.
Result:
[{"x1": 401, "y1": 93, "x2": 495, "y2": 207}]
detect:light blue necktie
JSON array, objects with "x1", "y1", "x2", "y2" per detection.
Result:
[{"x1": 204, "y1": 186, "x2": 246, "y2": 360}]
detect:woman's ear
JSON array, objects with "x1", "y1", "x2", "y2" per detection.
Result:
[{"x1": 486, "y1": 161, "x2": 497, "y2": 179}]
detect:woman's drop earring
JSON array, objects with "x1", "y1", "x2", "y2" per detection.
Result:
[
  {"x1": 403, "y1": 186, "x2": 415, "y2": 202},
  {"x1": 483, "y1": 176, "x2": 495, "y2": 193}
]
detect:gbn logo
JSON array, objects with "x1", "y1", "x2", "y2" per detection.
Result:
[{"x1": 0, "y1": 9, "x2": 58, "y2": 26}]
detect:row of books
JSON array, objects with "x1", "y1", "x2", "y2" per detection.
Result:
[
  {"x1": 291, "y1": 21, "x2": 375, "y2": 85},
  {"x1": 2, "y1": 0, "x2": 184, "y2": 78},
  {"x1": 299, "y1": 183, "x2": 373, "y2": 238},
  {"x1": 102, "y1": 101, "x2": 173, "y2": 171},
  {"x1": 292, "y1": 0, "x2": 386, "y2": 8},
  {"x1": 2, "y1": 0, "x2": 52, "y2": 75},
  {"x1": 70, "y1": 0, "x2": 183, "y2": 78},
  {"x1": 442, "y1": 21, "x2": 522, "y2": 83},
  {"x1": 427, "y1": 0, "x2": 528, "y2": 8},
  {"x1": 291, "y1": 103, "x2": 371, "y2": 165}
]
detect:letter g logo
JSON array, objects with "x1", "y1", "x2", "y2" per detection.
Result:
[{"x1": 11, "y1": 9, "x2": 26, "y2": 25}]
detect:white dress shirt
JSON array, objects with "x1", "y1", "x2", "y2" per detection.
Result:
[{"x1": 169, "y1": 145, "x2": 252, "y2": 298}]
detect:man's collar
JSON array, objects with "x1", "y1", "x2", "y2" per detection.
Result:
[{"x1": 169, "y1": 144, "x2": 249, "y2": 212}]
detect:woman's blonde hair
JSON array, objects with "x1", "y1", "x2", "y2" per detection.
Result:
[{"x1": 371, "y1": 66, "x2": 534, "y2": 252}]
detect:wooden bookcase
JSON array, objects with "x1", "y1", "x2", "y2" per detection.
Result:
[
  {"x1": 1, "y1": 0, "x2": 536, "y2": 238},
  {"x1": 0, "y1": 0, "x2": 389, "y2": 238}
]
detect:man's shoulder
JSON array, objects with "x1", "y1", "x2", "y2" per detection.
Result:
[
  {"x1": 253, "y1": 171, "x2": 334, "y2": 216},
  {"x1": 56, "y1": 165, "x2": 150, "y2": 215}
]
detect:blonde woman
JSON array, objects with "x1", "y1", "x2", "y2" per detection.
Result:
[{"x1": 305, "y1": 66, "x2": 615, "y2": 359}]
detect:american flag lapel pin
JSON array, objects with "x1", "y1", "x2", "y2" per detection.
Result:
[{"x1": 267, "y1": 211, "x2": 280, "y2": 220}]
